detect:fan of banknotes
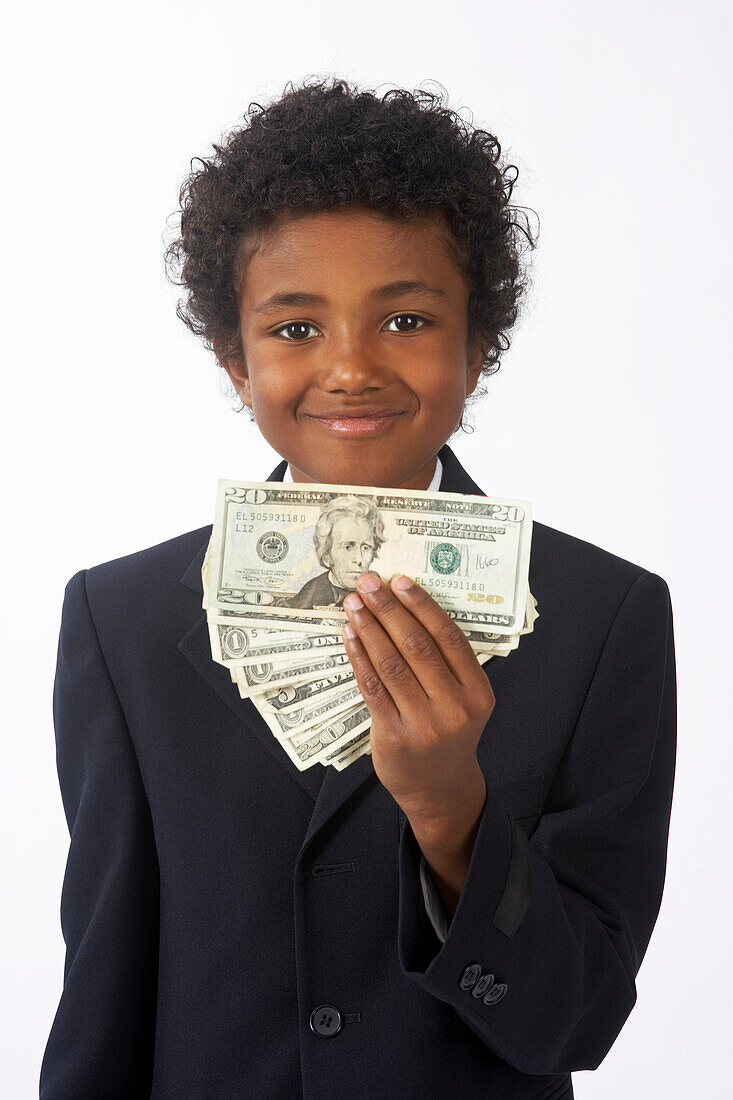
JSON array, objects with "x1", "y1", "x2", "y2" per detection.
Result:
[{"x1": 201, "y1": 480, "x2": 538, "y2": 771}]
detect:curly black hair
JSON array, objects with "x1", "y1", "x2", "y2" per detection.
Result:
[{"x1": 163, "y1": 76, "x2": 538, "y2": 427}]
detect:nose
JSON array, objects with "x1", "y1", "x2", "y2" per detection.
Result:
[{"x1": 318, "y1": 333, "x2": 392, "y2": 393}]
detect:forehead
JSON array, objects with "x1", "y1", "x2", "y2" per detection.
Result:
[{"x1": 239, "y1": 206, "x2": 463, "y2": 299}]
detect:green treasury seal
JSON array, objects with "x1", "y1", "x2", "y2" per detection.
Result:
[{"x1": 430, "y1": 542, "x2": 461, "y2": 575}]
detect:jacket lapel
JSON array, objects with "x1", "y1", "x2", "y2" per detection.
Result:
[{"x1": 177, "y1": 445, "x2": 488, "y2": 851}]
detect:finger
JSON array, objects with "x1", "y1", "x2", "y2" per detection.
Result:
[
  {"x1": 341, "y1": 621, "x2": 401, "y2": 726},
  {"x1": 387, "y1": 574, "x2": 488, "y2": 690},
  {"x1": 350, "y1": 574, "x2": 458, "y2": 701},
  {"x1": 343, "y1": 593, "x2": 431, "y2": 715}
]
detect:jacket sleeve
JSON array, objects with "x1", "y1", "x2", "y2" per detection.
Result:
[
  {"x1": 397, "y1": 569, "x2": 676, "y2": 1075},
  {"x1": 40, "y1": 570, "x2": 160, "y2": 1099}
]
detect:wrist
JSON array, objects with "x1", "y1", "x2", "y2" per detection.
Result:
[
  {"x1": 406, "y1": 764, "x2": 486, "y2": 847},
  {"x1": 407, "y1": 768, "x2": 487, "y2": 919},
  {"x1": 415, "y1": 812, "x2": 484, "y2": 921}
]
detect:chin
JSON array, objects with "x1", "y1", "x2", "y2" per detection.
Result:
[{"x1": 289, "y1": 446, "x2": 412, "y2": 488}]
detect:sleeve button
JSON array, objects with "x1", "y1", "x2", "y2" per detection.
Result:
[
  {"x1": 471, "y1": 973, "x2": 495, "y2": 999},
  {"x1": 459, "y1": 963, "x2": 482, "y2": 990},
  {"x1": 483, "y1": 982, "x2": 508, "y2": 1004}
]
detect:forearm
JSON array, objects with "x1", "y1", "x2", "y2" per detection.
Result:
[{"x1": 408, "y1": 768, "x2": 487, "y2": 920}]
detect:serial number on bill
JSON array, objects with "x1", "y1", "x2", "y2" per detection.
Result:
[
  {"x1": 235, "y1": 512, "x2": 308, "y2": 523},
  {"x1": 427, "y1": 578, "x2": 487, "y2": 591}
]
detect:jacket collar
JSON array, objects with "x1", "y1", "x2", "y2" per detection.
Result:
[{"x1": 177, "y1": 443, "x2": 487, "y2": 854}]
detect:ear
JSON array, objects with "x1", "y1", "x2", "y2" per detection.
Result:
[
  {"x1": 465, "y1": 336, "x2": 485, "y2": 397},
  {"x1": 214, "y1": 336, "x2": 252, "y2": 409}
]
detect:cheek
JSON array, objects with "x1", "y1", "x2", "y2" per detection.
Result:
[
  {"x1": 412, "y1": 356, "x2": 467, "y2": 401},
  {"x1": 249, "y1": 371, "x2": 298, "y2": 417},
  {"x1": 422, "y1": 384, "x2": 466, "y2": 421}
]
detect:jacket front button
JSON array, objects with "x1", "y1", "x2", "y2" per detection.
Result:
[{"x1": 309, "y1": 1004, "x2": 344, "y2": 1038}]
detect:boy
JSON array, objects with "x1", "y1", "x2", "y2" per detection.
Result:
[{"x1": 41, "y1": 78, "x2": 676, "y2": 1099}]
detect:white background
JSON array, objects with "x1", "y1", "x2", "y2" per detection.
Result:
[{"x1": 2, "y1": 1, "x2": 730, "y2": 1096}]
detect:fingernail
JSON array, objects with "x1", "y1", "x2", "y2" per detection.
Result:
[
  {"x1": 344, "y1": 593, "x2": 364, "y2": 611},
  {"x1": 357, "y1": 572, "x2": 379, "y2": 593},
  {"x1": 343, "y1": 622, "x2": 357, "y2": 640},
  {"x1": 392, "y1": 575, "x2": 414, "y2": 590}
]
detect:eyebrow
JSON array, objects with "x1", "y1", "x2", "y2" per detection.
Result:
[{"x1": 251, "y1": 280, "x2": 450, "y2": 316}]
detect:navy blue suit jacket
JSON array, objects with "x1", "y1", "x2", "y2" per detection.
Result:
[{"x1": 40, "y1": 444, "x2": 677, "y2": 1099}]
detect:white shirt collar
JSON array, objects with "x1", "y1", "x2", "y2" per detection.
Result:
[{"x1": 283, "y1": 454, "x2": 443, "y2": 491}]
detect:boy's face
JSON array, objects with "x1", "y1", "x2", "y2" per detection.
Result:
[{"x1": 220, "y1": 205, "x2": 484, "y2": 490}]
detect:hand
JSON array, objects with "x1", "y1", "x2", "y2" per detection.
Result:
[{"x1": 341, "y1": 571, "x2": 495, "y2": 832}]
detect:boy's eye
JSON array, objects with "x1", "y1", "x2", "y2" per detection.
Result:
[
  {"x1": 384, "y1": 313, "x2": 429, "y2": 333},
  {"x1": 272, "y1": 314, "x2": 430, "y2": 341},
  {"x1": 274, "y1": 321, "x2": 319, "y2": 341}
]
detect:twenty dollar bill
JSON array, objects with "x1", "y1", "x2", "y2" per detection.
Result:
[{"x1": 206, "y1": 480, "x2": 532, "y2": 635}]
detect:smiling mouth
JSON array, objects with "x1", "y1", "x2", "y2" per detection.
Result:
[{"x1": 308, "y1": 411, "x2": 405, "y2": 435}]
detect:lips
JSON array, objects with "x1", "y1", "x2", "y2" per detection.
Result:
[
  {"x1": 306, "y1": 408, "x2": 404, "y2": 420},
  {"x1": 304, "y1": 407, "x2": 405, "y2": 436}
]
